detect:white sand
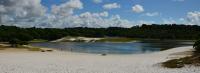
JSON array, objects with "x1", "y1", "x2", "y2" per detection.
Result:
[
  {"x1": 0, "y1": 46, "x2": 200, "y2": 73},
  {"x1": 51, "y1": 37, "x2": 102, "y2": 42}
]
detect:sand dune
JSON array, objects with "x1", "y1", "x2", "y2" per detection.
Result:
[{"x1": 0, "y1": 46, "x2": 199, "y2": 73}]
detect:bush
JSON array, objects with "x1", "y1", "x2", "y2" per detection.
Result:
[
  {"x1": 193, "y1": 40, "x2": 200, "y2": 53},
  {"x1": 9, "y1": 38, "x2": 20, "y2": 47},
  {"x1": 162, "y1": 59, "x2": 184, "y2": 68},
  {"x1": 8, "y1": 38, "x2": 29, "y2": 47},
  {"x1": 28, "y1": 48, "x2": 42, "y2": 51}
]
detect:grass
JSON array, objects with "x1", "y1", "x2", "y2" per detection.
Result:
[
  {"x1": 13, "y1": 45, "x2": 43, "y2": 51},
  {"x1": 96, "y1": 38, "x2": 137, "y2": 42},
  {"x1": 162, "y1": 59, "x2": 184, "y2": 68},
  {"x1": 30, "y1": 39, "x2": 48, "y2": 43},
  {"x1": 162, "y1": 56, "x2": 200, "y2": 68},
  {"x1": 0, "y1": 48, "x2": 6, "y2": 50},
  {"x1": 0, "y1": 43, "x2": 46, "y2": 52},
  {"x1": 28, "y1": 47, "x2": 43, "y2": 51},
  {"x1": 0, "y1": 45, "x2": 8, "y2": 50}
]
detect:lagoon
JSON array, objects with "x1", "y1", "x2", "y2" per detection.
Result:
[{"x1": 30, "y1": 40, "x2": 194, "y2": 54}]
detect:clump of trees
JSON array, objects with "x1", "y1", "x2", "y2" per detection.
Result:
[
  {"x1": 8, "y1": 38, "x2": 28, "y2": 47},
  {"x1": 0, "y1": 24, "x2": 200, "y2": 43}
]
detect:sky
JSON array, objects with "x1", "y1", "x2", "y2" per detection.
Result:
[{"x1": 0, "y1": 0, "x2": 200, "y2": 28}]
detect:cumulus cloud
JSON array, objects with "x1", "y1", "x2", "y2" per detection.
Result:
[
  {"x1": 103, "y1": 3, "x2": 121, "y2": 10},
  {"x1": 144, "y1": 12, "x2": 160, "y2": 17},
  {"x1": 0, "y1": 0, "x2": 46, "y2": 24},
  {"x1": 93, "y1": 0, "x2": 102, "y2": 4},
  {"x1": 132, "y1": 4, "x2": 144, "y2": 13},
  {"x1": 51, "y1": 0, "x2": 83, "y2": 16},
  {"x1": 80, "y1": 11, "x2": 108, "y2": 17},
  {"x1": 36, "y1": 12, "x2": 133, "y2": 28},
  {"x1": 162, "y1": 18, "x2": 176, "y2": 24},
  {"x1": 187, "y1": 11, "x2": 200, "y2": 25},
  {"x1": 0, "y1": 0, "x2": 135, "y2": 28}
]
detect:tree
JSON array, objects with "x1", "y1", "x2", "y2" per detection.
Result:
[
  {"x1": 8, "y1": 38, "x2": 29, "y2": 47},
  {"x1": 193, "y1": 39, "x2": 200, "y2": 53},
  {"x1": 9, "y1": 38, "x2": 20, "y2": 47}
]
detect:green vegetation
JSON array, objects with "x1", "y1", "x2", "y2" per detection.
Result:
[
  {"x1": 8, "y1": 38, "x2": 28, "y2": 47},
  {"x1": 162, "y1": 56, "x2": 200, "y2": 68},
  {"x1": 97, "y1": 38, "x2": 137, "y2": 42},
  {"x1": 194, "y1": 40, "x2": 200, "y2": 53},
  {"x1": 0, "y1": 24, "x2": 200, "y2": 43},
  {"x1": 162, "y1": 39, "x2": 200, "y2": 68},
  {"x1": 30, "y1": 39, "x2": 48, "y2": 43},
  {"x1": 162, "y1": 59, "x2": 184, "y2": 68}
]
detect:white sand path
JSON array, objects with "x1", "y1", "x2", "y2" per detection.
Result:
[{"x1": 0, "y1": 46, "x2": 200, "y2": 73}]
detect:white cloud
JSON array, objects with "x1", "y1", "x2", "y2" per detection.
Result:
[
  {"x1": 137, "y1": 20, "x2": 155, "y2": 25},
  {"x1": 0, "y1": 0, "x2": 46, "y2": 24},
  {"x1": 179, "y1": 18, "x2": 185, "y2": 21},
  {"x1": 103, "y1": 3, "x2": 121, "y2": 10},
  {"x1": 51, "y1": 0, "x2": 83, "y2": 16},
  {"x1": 0, "y1": 0, "x2": 136, "y2": 28},
  {"x1": 144, "y1": 12, "x2": 160, "y2": 17},
  {"x1": 187, "y1": 11, "x2": 200, "y2": 25},
  {"x1": 80, "y1": 11, "x2": 108, "y2": 18},
  {"x1": 48, "y1": 12, "x2": 133, "y2": 28},
  {"x1": 162, "y1": 18, "x2": 176, "y2": 24},
  {"x1": 93, "y1": 0, "x2": 102, "y2": 4},
  {"x1": 132, "y1": 4, "x2": 144, "y2": 13}
]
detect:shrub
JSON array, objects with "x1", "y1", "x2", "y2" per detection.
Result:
[
  {"x1": 193, "y1": 40, "x2": 200, "y2": 53},
  {"x1": 28, "y1": 48, "x2": 42, "y2": 51},
  {"x1": 162, "y1": 59, "x2": 184, "y2": 68},
  {"x1": 8, "y1": 38, "x2": 29, "y2": 47},
  {"x1": 9, "y1": 38, "x2": 20, "y2": 47}
]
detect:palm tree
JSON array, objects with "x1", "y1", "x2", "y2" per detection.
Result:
[{"x1": 193, "y1": 40, "x2": 200, "y2": 53}]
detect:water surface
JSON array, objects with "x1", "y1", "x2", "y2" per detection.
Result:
[{"x1": 31, "y1": 40, "x2": 194, "y2": 54}]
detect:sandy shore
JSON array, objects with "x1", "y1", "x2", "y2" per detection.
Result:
[{"x1": 0, "y1": 46, "x2": 200, "y2": 73}]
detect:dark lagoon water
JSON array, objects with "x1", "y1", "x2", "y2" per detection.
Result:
[{"x1": 30, "y1": 40, "x2": 194, "y2": 54}]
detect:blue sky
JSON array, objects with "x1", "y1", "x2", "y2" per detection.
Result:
[
  {"x1": 0, "y1": 0, "x2": 200, "y2": 28},
  {"x1": 41, "y1": 0, "x2": 200, "y2": 24}
]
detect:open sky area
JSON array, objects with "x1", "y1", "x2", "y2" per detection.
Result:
[{"x1": 0, "y1": 0, "x2": 200, "y2": 28}]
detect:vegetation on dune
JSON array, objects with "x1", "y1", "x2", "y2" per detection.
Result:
[
  {"x1": 28, "y1": 47, "x2": 43, "y2": 51},
  {"x1": 96, "y1": 38, "x2": 137, "y2": 42},
  {"x1": 30, "y1": 39, "x2": 48, "y2": 43},
  {"x1": 194, "y1": 40, "x2": 200, "y2": 53},
  {"x1": 162, "y1": 39, "x2": 200, "y2": 68}
]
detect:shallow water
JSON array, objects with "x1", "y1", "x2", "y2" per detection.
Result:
[{"x1": 30, "y1": 40, "x2": 194, "y2": 54}]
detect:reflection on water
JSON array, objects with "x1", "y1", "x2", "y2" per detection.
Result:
[{"x1": 30, "y1": 40, "x2": 194, "y2": 54}]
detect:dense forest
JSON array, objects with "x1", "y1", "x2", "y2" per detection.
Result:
[{"x1": 0, "y1": 24, "x2": 200, "y2": 42}]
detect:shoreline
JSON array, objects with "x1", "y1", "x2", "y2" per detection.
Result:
[{"x1": 0, "y1": 46, "x2": 199, "y2": 73}]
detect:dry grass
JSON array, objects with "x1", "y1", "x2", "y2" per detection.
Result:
[
  {"x1": 0, "y1": 45, "x2": 8, "y2": 50},
  {"x1": 162, "y1": 55, "x2": 200, "y2": 68},
  {"x1": 28, "y1": 47, "x2": 43, "y2": 51}
]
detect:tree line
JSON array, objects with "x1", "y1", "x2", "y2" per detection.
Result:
[{"x1": 0, "y1": 24, "x2": 200, "y2": 42}]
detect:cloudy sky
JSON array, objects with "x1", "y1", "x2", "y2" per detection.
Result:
[{"x1": 0, "y1": 0, "x2": 200, "y2": 28}]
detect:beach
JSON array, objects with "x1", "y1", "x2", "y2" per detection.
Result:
[{"x1": 0, "y1": 46, "x2": 200, "y2": 73}]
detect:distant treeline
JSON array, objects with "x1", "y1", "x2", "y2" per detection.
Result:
[{"x1": 0, "y1": 24, "x2": 200, "y2": 42}]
